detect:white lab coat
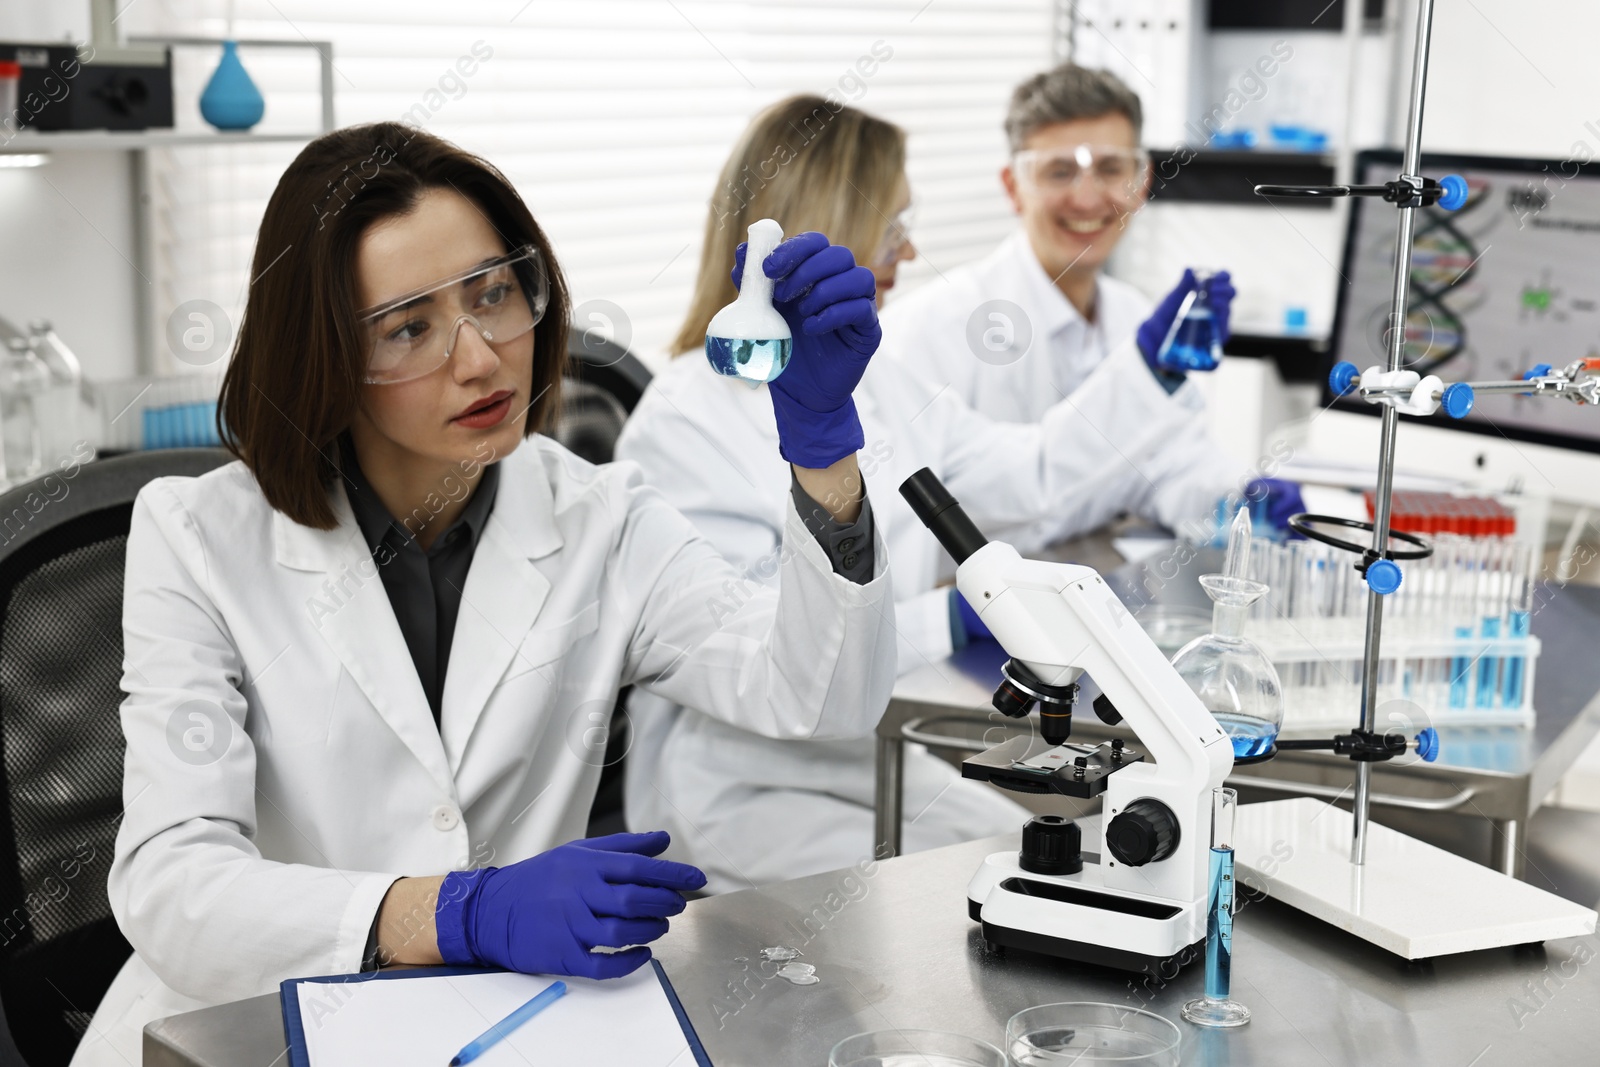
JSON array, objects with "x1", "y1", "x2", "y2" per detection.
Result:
[
  {"x1": 69, "y1": 437, "x2": 896, "y2": 1067},
  {"x1": 881, "y1": 230, "x2": 1241, "y2": 537},
  {"x1": 617, "y1": 344, "x2": 1237, "y2": 893}
]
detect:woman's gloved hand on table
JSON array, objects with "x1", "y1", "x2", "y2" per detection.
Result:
[
  {"x1": 733, "y1": 233, "x2": 881, "y2": 469},
  {"x1": 1135, "y1": 269, "x2": 1236, "y2": 390},
  {"x1": 1245, "y1": 477, "x2": 1306, "y2": 534},
  {"x1": 435, "y1": 831, "x2": 705, "y2": 980}
]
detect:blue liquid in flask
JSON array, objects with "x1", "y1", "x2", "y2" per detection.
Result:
[
  {"x1": 1158, "y1": 296, "x2": 1222, "y2": 373},
  {"x1": 705, "y1": 336, "x2": 792, "y2": 384},
  {"x1": 1205, "y1": 846, "x2": 1235, "y2": 1000},
  {"x1": 1212, "y1": 712, "x2": 1276, "y2": 759}
]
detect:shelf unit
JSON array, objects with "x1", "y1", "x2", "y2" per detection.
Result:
[{"x1": 0, "y1": 36, "x2": 333, "y2": 373}]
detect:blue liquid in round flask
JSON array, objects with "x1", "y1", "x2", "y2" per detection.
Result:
[
  {"x1": 705, "y1": 218, "x2": 792, "y2": 384},
  {"x1": 1157, "y1": 271, "x2": 1222, "y2": 373},
  {"x1": 1171, "y1": 507, "x2": 1284, "y2": 760}
]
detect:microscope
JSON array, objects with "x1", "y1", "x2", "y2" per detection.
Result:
[{"x1": 901, "y1": 469, "x2": 1233, "y2": 975}]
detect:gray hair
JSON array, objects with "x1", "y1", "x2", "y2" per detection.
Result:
[{"x1": 1004, "y1": 64, "x2": 1143, "y2": 152}]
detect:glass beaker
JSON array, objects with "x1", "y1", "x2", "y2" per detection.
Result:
[
  {"x1": 1156, "y1": 271, "x2": 1222, "y2": 372},
  {"x1": 1182, "y1": 788, "x2": 1251, "y2": 1028}
]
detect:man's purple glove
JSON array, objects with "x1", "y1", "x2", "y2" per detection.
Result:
[
  {"x1": 1135, "y1": 270, "x2": 1236, "y2": 384},
  {"x1": 435, "y1": 831, "x2": 704, "y2": 980},
  {"x1": 1245, "y1": 477, "x2": 1306, "y2": 533},
  {"x1": 733, "y1": 232, "x2": 881, "y2": 469}
]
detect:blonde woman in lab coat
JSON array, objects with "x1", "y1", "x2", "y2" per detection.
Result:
[
  {"x1": 70, "y1": 123, "x2": 899, "y2": 1067},
  {"x1": 617, "y1": 95, "x2": 1244, "y2": 893}
]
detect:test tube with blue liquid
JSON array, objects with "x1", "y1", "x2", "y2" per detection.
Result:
[
  {"x1": 1502, "y1": 539, "x2": 1534, "y2": 708},
  {"x1": 1155, "y1": 270, "x2": 1223, "y2": 373},
  {"x1": 1182, "y1": 787, "x2": 1250, "y2": 1028},
  {"x1": 1476, "y1": 539, "x2": 1506, "y2": 709},
  {"x1": 705, "y1": 218, "x2": 793, "y2": 384},
  {"x1": 1448, "y1": 539, "x2": 1474, "y2": 710}
]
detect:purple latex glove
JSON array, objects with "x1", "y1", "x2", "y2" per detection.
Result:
[
  {"x1": 1245, "y1": 477, "x2": 1306, "y2": 533},
  {"x1": 733, "y1": 233, "x2": 881, "y2": 468},
  {"x1": 950, "y1": 587, "x2": 993, "y2": 646},
  {"x1": 435, "y1": 831, "x2": 704, "y2": 980},
  {"x1": 1134, "y1": 270, "x2": 1237, "y2": 382}
]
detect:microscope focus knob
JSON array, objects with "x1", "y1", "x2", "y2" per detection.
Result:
[
  {"x1": 1020, "y1": 815, "x2": 1082, "y2": 876},
  {"x1": 1106, "y1": 800, "x2": 1180, "y2": 867}
]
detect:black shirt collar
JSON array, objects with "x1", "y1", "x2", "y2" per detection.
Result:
[{"x1": 339, "y1": 435, "x2": 500, "y2": 557}]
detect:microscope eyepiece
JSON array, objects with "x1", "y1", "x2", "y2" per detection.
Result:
[{"x1": 899, "y1": 468, "x2": 988, "y2": 565}]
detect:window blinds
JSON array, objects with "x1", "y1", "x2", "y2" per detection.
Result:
[{"x1": 125, "y1": 0, "x2": 1060, "y2": 371}]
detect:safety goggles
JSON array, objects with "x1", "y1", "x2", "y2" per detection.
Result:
[
  {"x1": 1012, "y1": 144, "x2": 1151, "y2": 199},
  {"x1": 872, "y1": 204, "x2": 916, "y2": 268},
  {"x1": 358, "y1": 245, "x2": 550, "y2": 385}
]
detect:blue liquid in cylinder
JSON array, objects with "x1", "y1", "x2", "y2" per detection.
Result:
[
  {"x1": 1450, "y1": 625, "x2": 1474, "y2": 709},
  {"x1": 1205, "y1": 846, "x2": 1235, "y2": 1000},
  {"x1": 706, "y1": 336, "x2": 792, "y2": 383},
  {"x1": 1476, "y1": 616, "x2": 1501, "y2": 709},
  {"x1": 1212, "y1": 713, "x2": 1277, "y2": 759},
  {"x1": 1158, "y1": 309, "x2": 1221, "y2": 372}
]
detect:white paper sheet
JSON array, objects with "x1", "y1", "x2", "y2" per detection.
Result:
[{"x1": 294, "y1": 967, "x2": 694, "y2": 1066}]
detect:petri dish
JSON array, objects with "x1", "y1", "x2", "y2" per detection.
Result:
[
  {"x1": 1006, "y1": 1003, "x2": 1181, "y2": 1066},
  {"x1": 830, "y1": 1029, "x2": 1007, "y2": 1067}
]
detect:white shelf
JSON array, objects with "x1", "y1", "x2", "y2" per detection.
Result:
[{"x1": 0, "y1": 130, "x2": 317, "y2": 153}]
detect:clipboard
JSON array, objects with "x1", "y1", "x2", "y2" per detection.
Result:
[{"x1": 281, "y1": 960, "x2": 711, "y2": 1066}]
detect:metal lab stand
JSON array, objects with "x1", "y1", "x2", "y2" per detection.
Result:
[{"x1": 875, "y1": 550, "x2": 1600, "y2": 879}]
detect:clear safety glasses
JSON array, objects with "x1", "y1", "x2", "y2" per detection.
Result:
[
  {"x1": 872, "y1": 204, "x2": 916, "y2": 267},
  {"x1": 358, "y1": 245, "x2": 550, "y2": 385},
  {"x1": 1012, "y1": 144, "x2": 1151, "y2": 200}
]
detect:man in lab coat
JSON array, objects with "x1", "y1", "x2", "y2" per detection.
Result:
[{"x1": 883, "y1": 64, "x2": 1298, "y2": 536}]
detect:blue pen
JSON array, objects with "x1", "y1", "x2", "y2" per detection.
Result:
[{"x1": 448, "y1": 980, "x2": 567, "y2": 1066}]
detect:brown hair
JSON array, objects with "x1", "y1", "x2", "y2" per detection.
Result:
[
  {"x1": 218, "y1": 122, "x2": 571, "y2": 528},
  {"x1": 1004, "y1": 64, "x2": 1143, "y2": 152},
  {"x1": 671, "y1": 95, "x2": 905, "y2": 357}
]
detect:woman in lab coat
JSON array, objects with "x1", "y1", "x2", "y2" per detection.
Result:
[
  {"x1": 70, "y1": 123, "x2": 897, "y2": 1067},
  {"x1": 617, "y1": 95, "x2": 1243, "y2": 893}
]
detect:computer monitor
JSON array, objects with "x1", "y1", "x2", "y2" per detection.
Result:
[{"x1": 1330, "y1": 149, "x2": 1600, "y2": 454}]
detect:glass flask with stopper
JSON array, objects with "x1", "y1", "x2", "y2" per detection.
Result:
[
  {"x1": 705, "y1": 218, "x2": 793, "y2": 384},
  {"x1": 1156, "y1": 270, "x2": 1222, "y2": 373},
  {"x1": 1171, "y1": 506, "x2": 1284, "y2": 760}
]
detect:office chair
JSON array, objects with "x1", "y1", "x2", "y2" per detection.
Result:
[
  {"x1": 0, "y1": 448, "x2": 229, "y2": 1067},
  {"x1": 557, "y1": 330, "x2": 652, "y2": 836}
]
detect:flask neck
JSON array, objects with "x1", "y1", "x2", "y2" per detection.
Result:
[{"x1": 1211, "y1": 601, "x2": 1249, "y2": 637}]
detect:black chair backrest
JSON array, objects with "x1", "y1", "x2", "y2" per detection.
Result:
[
  {"x1": 555, "y1": 331, "x2": 652, "y2": 466},
  {"x1": 0, "y1": 449, "x2": 230, "y2": 1067}
]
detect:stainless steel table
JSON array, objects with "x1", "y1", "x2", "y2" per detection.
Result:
[
  {"x1": 145, "y1": 830, "x2": 1600, "y2": 1066},
  {"x1": 875, "y1": 548, "x2": 1600, "y2": 880}
]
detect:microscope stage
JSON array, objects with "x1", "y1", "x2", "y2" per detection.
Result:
[{"x1": 961, "y1": 734, "x2": 1143, "y2": 798}]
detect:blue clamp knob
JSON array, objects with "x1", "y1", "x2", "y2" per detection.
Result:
[
  {"x1": 1440, "y1": 381, "x2": 1475, "y2": 419},
  {"x1": 1366, "y1": 558, "x2": 1403, "y2": 594},
  {"x1": 1523, "y1": 362, "x2": 1553, "y2": 381},
  {"x1": 1436, "y1": 174, "x2": 1469, "y2": 211},
  {"x1": 1329, "y1": 361, "x2": 1361, "y2": 396},
  {"x1": 1415, "y1": 727, "x2": 1439, "y2": 763}
]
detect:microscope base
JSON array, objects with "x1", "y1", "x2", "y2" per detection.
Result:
[
  {"x1": 966, "y1": 851, "x2": 1207, "y2": 975},
  {"x1": 1234, "y1": 798, "x2": 1597, "y2": 959}
]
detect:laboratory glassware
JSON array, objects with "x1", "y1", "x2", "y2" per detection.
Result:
[
  {"x1": 705, "y1": 218, "x2": 793, "y2": 383},
  {"x1": 1171, "y1": 507, "x2": 1285, "y2": 759},
  {"x1": 1, "y1": 339, "x2": 51, "y2": 484},
  {"x1": 1155, "y1": 270, "x2": 1223, "y2": 372},
  {"x1": 828, "y1": 1029, "x2": 1005, "y2": 1067},
  {"x1": 1006, "y1": 1003, "x2": 1181, "y2": 1066},
  {"x1": 1181, "y1": 787, "x2": 1250, "y2": 1028}
]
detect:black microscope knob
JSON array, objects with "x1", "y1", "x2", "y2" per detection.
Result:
[
  {"x1": 1105, "y1": 799, "x2": 1180, "y2": 866},
  {"x1": 1019, "y1": 815, "x2": 1082, "y2": 875}
]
